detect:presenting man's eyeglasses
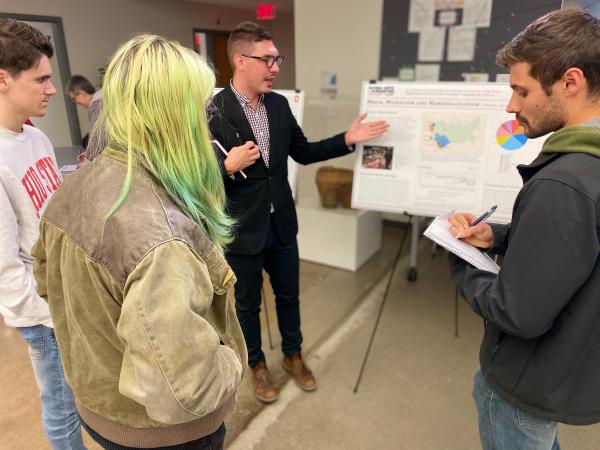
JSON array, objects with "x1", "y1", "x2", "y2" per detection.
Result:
[{"x1": 241, "y1": 54, "x2": 284, "y2": 68}]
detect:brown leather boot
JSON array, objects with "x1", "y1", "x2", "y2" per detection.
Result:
[
  {"x1": 251, "y1": 362, "x2": 279, "y2": 403},
  {"x1": 282, "y1": 351, "x2": 317, "y2": 392}
]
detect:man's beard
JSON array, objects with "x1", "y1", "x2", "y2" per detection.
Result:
[{"x1": 517, "y1": 96, "x2": 566, "y2": 139}]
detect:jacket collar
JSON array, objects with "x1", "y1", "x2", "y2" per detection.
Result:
[
  {"x1": 518, "y1": 117, "x2": 600, "y2": 182},
  {"x1": 229, "y1": 80, "x2": 264, "y2": 108},
  {"x1": 102, "y1": 147, "x2": 128, "y2": 165},
  {"x1": 220, "y1": 84, "x2": 256, "y2": 145},
  {"x1": 517, "y1": 152, "x2": 562, "y2": 183}
]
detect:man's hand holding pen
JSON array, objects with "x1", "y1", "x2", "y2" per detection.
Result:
[
  {"x1": 448, "y1": 212, "x2": 494, "y2": 249},
  {"x1": 224, "y1": 141, "x2": 261, "y2": 176}
]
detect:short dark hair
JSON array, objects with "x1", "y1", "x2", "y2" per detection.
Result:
[
  {"x1": 0, "y1": 18, "x2": 53, "y2": 76},
  {"x1": 66, "y1": 75, "x2": 96, "y2": 95},
  {"x1": 497, "y1": 8, "x2": 600, "y2": 97},
  {"x1": 227, "y1": 21, "x2": 273, "y2": 65}
]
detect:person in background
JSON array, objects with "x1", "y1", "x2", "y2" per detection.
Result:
[
  {"x1": 0, "y1": 18, "x2": 86, "y2": 449},
  {"x1": 33, "y1": 34, "x2": 245, "y2": 450},
  {"x1": 448, "y1": 8, "x2": 600, "y2": 450},
  {"x1": 209, "y1": 21, "x2": 389, "y2": 404},
  {"x1": 66, "y1": 74, "x2": 103, "y2": 160}
]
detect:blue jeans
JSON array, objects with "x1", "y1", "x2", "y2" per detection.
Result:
[
  {"x1": 17, "y1": 324, "x2": 86, "y2": 450},
  {"x1": 472, "y1": 370, "x2": 560, "y2": 450}
]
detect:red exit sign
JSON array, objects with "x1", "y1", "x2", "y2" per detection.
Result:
[{"x1": 257, "y1": 3, "x2": 276, "y2": 20}]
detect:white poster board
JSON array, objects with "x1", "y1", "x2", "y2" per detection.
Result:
[
  {"x1": 351, "y1": 81, "x2": 545, "y2": 223},
  {"x1": 276, "y1": 90, "x2": 304, "y2": 199},
  {"x1": 213, "y1": 88, "x2": 304, "y2": 199}
]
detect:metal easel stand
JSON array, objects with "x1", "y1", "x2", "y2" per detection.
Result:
[
  {"x1": 353, "y1": 215, "x2": 413, "y2": 394},
  {"x1": 407, "y1": 215, "x2": 420, "y2": 282},
  {"x1": 454, "y1": 289, "x2": 459, "y2": 338},
  {"x1": 261, "y1": 284, "x2": 275, "y2": 350}
]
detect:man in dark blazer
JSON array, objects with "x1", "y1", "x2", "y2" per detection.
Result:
[{"x1": 209, "y1": 22, "x2": 388, "y2": 404}]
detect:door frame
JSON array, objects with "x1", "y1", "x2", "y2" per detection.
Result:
[
  {"x1": 193, "y1": 28, "x2": 233, "y2": 88},
  {"x1": 0, "y1": 12, "x2": 82, "y2": 144}
]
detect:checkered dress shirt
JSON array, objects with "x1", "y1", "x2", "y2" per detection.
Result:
[{"x1": 230, "y1": 82, "x2": 271, "y2": 167}]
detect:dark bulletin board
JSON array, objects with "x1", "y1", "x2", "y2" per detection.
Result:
[{"x1": 379, "y1": 0, "x2": 562, "y2": 81}]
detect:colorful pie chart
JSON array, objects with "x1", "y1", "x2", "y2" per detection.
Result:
[{"x1": 496, "y1": 120, "x2": 528, "y2": 150}]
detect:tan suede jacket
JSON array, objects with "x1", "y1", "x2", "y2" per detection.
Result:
[{"x1": 32, "y1": 148, "x2": 247, "y2": 448}]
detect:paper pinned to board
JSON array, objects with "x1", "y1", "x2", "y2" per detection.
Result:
[{"x1": 424, "y1": 212, "x2": 500, "y2": 274}]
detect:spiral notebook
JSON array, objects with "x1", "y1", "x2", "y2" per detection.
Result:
[{"x1": 423, "y1": 213, "x2": 500, "y2": 274}]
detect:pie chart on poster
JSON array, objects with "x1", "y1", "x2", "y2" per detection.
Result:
[{"x1": 496, "y1": 120, "x2": 528, "y2": 151}]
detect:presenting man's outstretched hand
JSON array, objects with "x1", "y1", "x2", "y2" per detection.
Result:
[{"x1": 344, "y1": 113, "x2": 390, "y2": 146}]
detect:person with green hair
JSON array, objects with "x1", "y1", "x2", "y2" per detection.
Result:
[{"x1": 32, "y1": 34, "x2": 246, "y2": 450}]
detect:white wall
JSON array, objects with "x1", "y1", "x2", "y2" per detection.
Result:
[
  {"x1": 294, "y1": 0, "x2": 407, "y2": 222},
  {"x1": 1, "y1": 0, "x2": 295, "y2": 133},
  {"x1": 293, "y1": 0, "x2": 383, "y2": 201},
  {"x1": 268, "y1": 12, "x2": 295, "y2": 91}
]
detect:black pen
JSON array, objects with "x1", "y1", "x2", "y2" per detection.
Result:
[{"x1": 470, "y1": 205, "x2": 497, "y2": 226}]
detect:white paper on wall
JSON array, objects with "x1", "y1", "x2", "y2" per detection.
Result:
[
  {"x1": 463, "y1": 0, "x2": 493, "y2": 27},
  {"x1": 462, "y1": 72, "x2": 489, "y2": 82},
  {"x1": 409, "y1": 0, "x2": 435, "y2": 32},
  {"x1": 417, "y1": 27, "x2": 447, "y2": 61},
  {"x1": 447, "y1": 26, "x2": 477, "y2": 61},
  {"x1": 415, "y1": 64, "x2": 441, "y2": 81}
]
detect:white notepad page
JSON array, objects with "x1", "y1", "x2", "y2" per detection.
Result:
[{"x1": 423, "y1": 213, "x2": 500, "y2": 274}]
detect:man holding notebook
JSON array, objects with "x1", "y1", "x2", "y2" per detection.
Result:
[{"x1": 448, "y1": 8, "x2": 600, "y2": 450}]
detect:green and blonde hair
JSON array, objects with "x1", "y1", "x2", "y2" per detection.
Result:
[{"x1": 101, "y1": 34, "x2": 233, "y2": 251}]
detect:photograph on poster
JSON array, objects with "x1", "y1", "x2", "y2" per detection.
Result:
[{"x1": 362, "y1": 145, "x2": 394, "y2": 170}]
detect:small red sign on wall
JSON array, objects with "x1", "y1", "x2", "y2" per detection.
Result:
[{"x1": 257, "y1": 3, "x2": 276, "y2": 20}]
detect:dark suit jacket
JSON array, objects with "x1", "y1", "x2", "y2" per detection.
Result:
[{"x1": 210, "y1": 84, "x2": 353, "y2": 255}]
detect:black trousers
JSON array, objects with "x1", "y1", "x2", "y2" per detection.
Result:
[
  {"x1": 226, "y1": 215, "x2": 303, "y2": 367},
  {"x1": 81, "y1": 422, "x2": 226, "y2": 450}
]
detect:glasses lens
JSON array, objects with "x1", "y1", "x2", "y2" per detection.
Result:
[{"x1": 265, "y1": 56, "x2": 284, "y2": 68}]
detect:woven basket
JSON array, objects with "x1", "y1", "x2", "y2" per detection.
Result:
[{"x1": 316, "y1": 166, "x2": 354, "y2": 208}]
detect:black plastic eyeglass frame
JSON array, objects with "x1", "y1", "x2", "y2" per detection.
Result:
[{"x1": 241, "y1": 54, "x2": 285, "y2": 68}]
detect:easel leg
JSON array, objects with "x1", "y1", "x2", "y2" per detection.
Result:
[
  {"x1": 408, "y1": 215, "x2": 420, "y2": 282},
  {"x1": 261, "y1": 284, "x2": 275, "y2": 350},
  {"x1": 354, "y1": 216, "x2": 413, "y2": 393},
  {"x1": 454, "y1": 289, "x2": 459, "y2": 338}
]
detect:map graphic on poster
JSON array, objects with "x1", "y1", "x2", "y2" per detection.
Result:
[
  {"x1": 496, "y1": 119, "x2": 528, "y2": 151},
  {"x1": 424, "y1": 113, "x2": 485, "y2": 153},
  {"x1": 351, "y1": 81, "x2": 546, "y2": 223},
  {"x1": 213, "y1": 88, "x2": 304, "y2": 199}
]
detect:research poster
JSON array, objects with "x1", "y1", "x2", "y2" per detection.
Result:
[
  {"x1": 214, "y1": 88, "x2": 304, "y2": 199},
  {"x1": 351, "y1": 81, "x2": 545, "y2": 223}
]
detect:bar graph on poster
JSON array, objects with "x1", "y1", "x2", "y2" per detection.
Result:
[
  {"x1": 351, "y1": 81, "x2": 545, "y2": 223},
  {"x1": 214, "y1": 88, "x2": 304, "y2": 198}
]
